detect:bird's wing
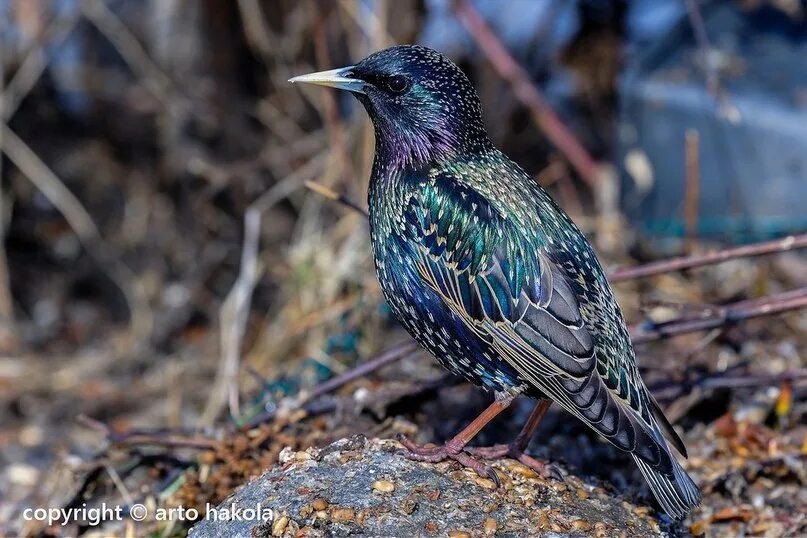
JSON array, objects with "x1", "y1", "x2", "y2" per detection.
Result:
[{"x1": 402, "y1": 170, "x2": 675, "y2": 472}]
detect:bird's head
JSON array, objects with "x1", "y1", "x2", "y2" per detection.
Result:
[{"x1": 290, "y1": 45, "x2": 490, "y2": 169}]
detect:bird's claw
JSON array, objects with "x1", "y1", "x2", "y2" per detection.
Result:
[
  {"x1": 396, "y1": 434, "x2": 501, "y2": 487},
  {"x1": 516, "y1": 452, "x2": 565, "y2": 481},
  {"x1": 466, "y1": 443, "x2": 565, "y2": 481}
]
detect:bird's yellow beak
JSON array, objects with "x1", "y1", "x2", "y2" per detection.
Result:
[{"x1": 288, "y1": 66, "x2": 365, "y2": 94}]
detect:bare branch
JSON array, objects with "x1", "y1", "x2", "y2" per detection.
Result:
[
  {"x1": 0, "y1": 124, "x2": 100, "y2": 241},
  {"x1": 684, "y1": 0, "x2": 719, "y2": 96},
  {"x1": 77, "y1": 415, "x2": 219, "y2": 450},
  {"x1": 609, "y1": 233, "x2": 807, "y2": 282},
  {"x1": 684, "y1": 129, "x2": 700, "y2": 252},
  {"x1": 0, "y1": 43, "x2": 16, "y2": 341},
  {"x1": 630, "y1": 287, "x2": 807, "y2": 344},
  {"x1": 305, "y1": 180, "x2": 369, "y2": 217},
  {"x1": 651, "y1": 369, "x2": 807, "y2": 402},
  {"x1": 296, "y1": 341, "x2": 419, "y2": 405}
]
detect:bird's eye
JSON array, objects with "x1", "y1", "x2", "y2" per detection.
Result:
[{"x1": 386, "y1": 75, "x2": 410, "y2": 94}]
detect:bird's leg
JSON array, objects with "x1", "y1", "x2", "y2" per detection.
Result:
[
  {"x1": 465, "y1": 399, "x2": 550, "y2": 456},
  {"x1": 466, "y1": 399, "x2": 563, "y2": 480},
  {"x1": 397, "y1": 396, "x2": 513, "y2": 485}
]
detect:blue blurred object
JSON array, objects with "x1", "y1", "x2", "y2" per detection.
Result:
[
  {"x1": 624, "y1": 0, "x2": 685, "y2": 47},
  {"x1": 618, "y1": 1, "x2": 807, "y2": 241}
]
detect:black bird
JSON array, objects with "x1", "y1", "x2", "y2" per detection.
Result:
[{"x1": 290, "y1": 45, "x2": 700, "y2": 519}]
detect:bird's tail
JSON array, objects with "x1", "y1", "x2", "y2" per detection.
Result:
[{"x1": 633, "y1": 454, "x2": 701, "y2": 520}]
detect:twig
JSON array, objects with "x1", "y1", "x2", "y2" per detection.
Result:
[
  {"x1": 684, "y1": 0, "x2": 719, "y2": 97},
  {"x1": 0, "y1": 41, "x2": 16, "y2": 344},
  {"x1": 296, "y1": 341, "x2": 419, "y2": 405},
  {"x1": 609, "y1": 233, "x2": 807, "y2": 282},
  {"x1": 239, "y1": 341, "x2": 419, "y2": 429},
  {"x1": 241, "y1": 364, "x2": 452, "y2": 431},
  {"x1": 452, "y1": 0, "x2": 601, "y2": 187},
  {"x1": 201, "y1": 155, "x2": 326, "y2": 427},
  {"x1": 1, "y1": 124, "x2": 100, "y2": 239},
  {"x1": 684, "y1": 129, "x2": 700, "y2": 252},
  {"x1": 630, "y1": 287, "x2": 807, "y2": 344},
  {"x1": 651, "y1": 369, "x2": 807, "y2": 401},
  {"x1": 77, "y1": 415, "x2": 219, "y2": 450},
  {"x1": 305, "y1": 180, "x2": 369, "y2": 216},
  {"x1": 104, "y1": 464, "x2": 135, "y2": 507}
]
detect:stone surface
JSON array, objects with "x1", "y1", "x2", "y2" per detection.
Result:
[{"x1": 189, "y1": 436, "x2": 664, "y2": 537}]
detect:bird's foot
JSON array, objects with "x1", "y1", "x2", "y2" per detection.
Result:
[
  {"x1": 396, "y1": 434, "x2": 501, "y2": 487},
  {"x1": 465, "y1": 443, "x2": 564, "y2": 481}
]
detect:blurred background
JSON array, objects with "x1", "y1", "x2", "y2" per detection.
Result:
[{"x1": 1, "y1": 0, "x2": 806, "y2": 535}]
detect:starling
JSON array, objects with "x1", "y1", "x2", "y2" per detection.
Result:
[{"x1": 290, "y1": 45, "x2": 701, "y2": 519}]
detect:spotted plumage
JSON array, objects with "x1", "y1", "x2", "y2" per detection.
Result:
[{"x1": 291, "y1": 45, "x2": 700, "y2": 519}]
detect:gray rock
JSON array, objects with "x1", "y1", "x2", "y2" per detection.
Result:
[{"x1": 189, "y1": 436, "x2": 663, "y2": 537}]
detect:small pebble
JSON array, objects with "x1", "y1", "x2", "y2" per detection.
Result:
[
  {"x1": 271, "y1": 515, "x2": 289, "y2": 537},
  {"x1": 593, "y1": 521, "x2": 608, "y2": 537},
  {"x1": 331, "y1": 507, "x2": 355, "y2": 523},
  {"x1": 372, "y1": 480, "x2": 395, "y2": 493},
  {"x1": 424, "y1": 521, "x2": 438, "y2": 534},
  {"x1": 633, "y1": 506, "x2": 649, "y2": 516},
  {"x1": 278, "y1": 447, "x2": 295, "y2": 464},
  {"x1": 483, "y1": 517, "x2": 498, "y2": 535},
  {"x1": 571, "y1": 519, "x2": 591, "y2": 532},
  {"x1": 474, "y1": 477, "x2": 497, "y2": 490},
  {"x1": 312, "y1": 498, "x2": 329, "y2": 511},
  {"x1": 508, "y1": 462, "x2": 538, "y2": 479}
]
